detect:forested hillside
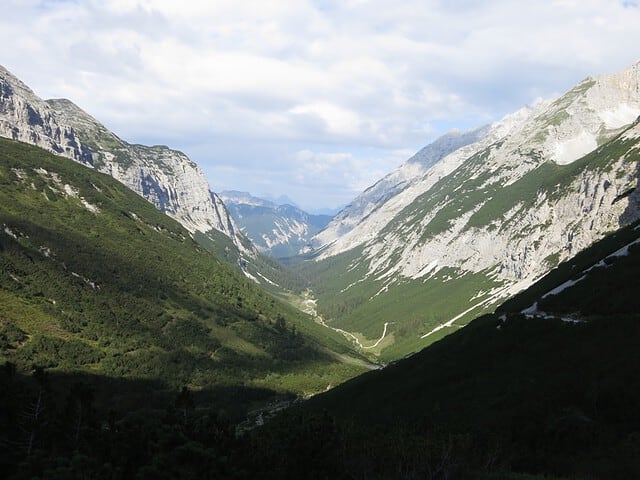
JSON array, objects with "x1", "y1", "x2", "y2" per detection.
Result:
[{"x1": 0, "y1": 138, "x2": 366, "y2": 411}]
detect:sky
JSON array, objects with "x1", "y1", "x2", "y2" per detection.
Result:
[{"x1": 2, "y1": 1, "x2": 640, "y2": 212}]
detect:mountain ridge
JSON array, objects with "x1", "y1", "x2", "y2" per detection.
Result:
[
  {"x1": 301, "y1": 60, "x2": 640, "y2": 359},
  {"x1": 0, "y1": 65, "x2": 249, "y2": 253}
]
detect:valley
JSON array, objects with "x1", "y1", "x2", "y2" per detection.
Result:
[
  {"x1": 0, "y1": 138, "x2": 368, "y2": 408},
  {"x1": 1, "y1": 59, "x2": 640, "y2": 479},
  {"x1": 219, "y1": 191, "x2": 331, "y2": 258}
]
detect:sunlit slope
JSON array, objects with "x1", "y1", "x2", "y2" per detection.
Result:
[
  {"x1": 0, "y1": 138, "x2": 365, "y2": 400},
  {"x1": 302, "y1": 71, "x2": 640, "y2": 360}
]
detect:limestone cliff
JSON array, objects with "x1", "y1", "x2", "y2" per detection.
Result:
[{"x1": 0, "y1": 65, "x2": 248, "y2": 252}]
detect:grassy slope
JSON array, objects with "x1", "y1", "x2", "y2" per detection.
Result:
[
  {"x1": 0, "y1": 138, "x2": 365, "y2": 408},
  {"x1": 3, "y1": 215, "x2": 638, "y2": 479}
]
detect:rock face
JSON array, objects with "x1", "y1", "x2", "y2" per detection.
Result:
[
  {"x1": 0, "y1": 65, "x2": 247, "y2": 251},
  {"x1": 311, "y1": 106, "x2": 541, "y2": 256},
  {"x1": 0, "y1": 67, "x2": 93, "y2": 164},
  {"x1": 220, "y1": 191, "x2": 331, "y2": 258},
  {"x1": 311, "y1": 124, "x2": 493, "y2": 250},
  {"x1": 306, "y1": 61, "x2": 640, "y2": 357}
]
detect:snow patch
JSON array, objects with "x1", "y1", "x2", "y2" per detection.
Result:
[
  {"x1": 600, "y1": 103, "x2": 640, "y2": 129},
  {"x1": 241, "y1": 269, "x2": 260, "y2": 284},
  {"x1": 3, "y1": 226, "x2": 18, "y2": 239},
  {"x1": 340, "y1": 277, "x2": 366, "y2": 293},
  {"x1": 416, "y1": 259, "x2": 439, "y2": 278},
  {"x1": 63, "y1": 183, "x2": 78, "y2": 197},
  {"x1": 255, "y1": 271, "x2": 279, "y2": 287},
  {"x1": 63, "y1": 184, "x2": 100, "y2": 212},
  {"x1": 34, "y1": 168, "x2": 62, "y2": 184},
  {"x1": 552, "y1": 131, "x2": 597, "y2": 165},
  {"x1": 420, "y1": 300, "x2": 486, "y2": 339},
  {"x1": 607, "y1": 237, "x2": 640, "y2": 258},
  {"x1": 541, "y1": 275, "x2": 587, "y2": 298},
  {"x1": 11, "y1": 168, "x2": 26, "y2": 179},
  {"x1": 81, "y1": 198, "x2": 100, "y2": 213},
  {"x1": 521, "y1": 303, "x2": 584, "y2": 324},
  {"x1": 370, "y1": 283, "x2": 390, "y2": 300},
  {"x1": 71, "y1": 272, "x2": 99, "y2": 289}
]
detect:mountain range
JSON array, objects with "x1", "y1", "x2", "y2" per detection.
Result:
[
  {"x1": 300, "y1": 61, "x2": 640, "y2": 360},
  {"x1": 1, "y1": 59, "x2": 640, "y2": 480},
  {"x1": 219, "y1": 191, "x2": 332, "y2": 258},
  {"x1": 0, "y1": 65, "x2": 324, "y2": 295},
  {"x1": 3, "y1": 60, "x2": 640, "y2": 367}
]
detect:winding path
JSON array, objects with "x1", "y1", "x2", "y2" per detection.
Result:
[
  {"x1": 318, "y1": 316, "x2": 391, "y2": 349},
  {"x1": 302, "y1": 294, "x2": 391, "y2": 349}
]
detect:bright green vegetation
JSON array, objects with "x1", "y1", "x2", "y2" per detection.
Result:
[
  {"x1": 0, "y1": 138, "x2": 366, "y2": 409},
  {"x1": 325, "y1": 268, "x2": 500, "y2": 362},
  {"x1": 298, "y1": 242, "x2": 500, "y2": 360},
  {"x1": 295, "y1": 150, "x2": 513, "y2": 360}
]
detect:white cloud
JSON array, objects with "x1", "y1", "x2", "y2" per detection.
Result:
[
  {"x1": 290, "y1": 103, "x2": 362, "y2": 137},
  {"x1": 2, "y1": 0, "x2": 640, "y2": 209}
]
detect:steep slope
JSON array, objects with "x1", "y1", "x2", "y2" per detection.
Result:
[
  {"x1": 311, "y1": 124, "x2": 494, "y2": 250},
  {"x1": 302, "y1": 61, "x2": 640, "y2": 360},
  {"x1": 0, "y1": 65, "x2": 247, "y2": 252},
  {"x1": 283, "y1": 219, "x2": 640, "y2": 479},
  {"x1": 0, "y1": 138, "x2": 366, "y2": 405},
  {"x1": 220, "y1": 191, "x2": 331, "y2": 258}
]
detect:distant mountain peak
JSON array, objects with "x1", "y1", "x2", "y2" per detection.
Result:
[
  {"x1": 220, "y1": 191, "x2": 332, "y2": 258},
  {"x1": 220, "y1": 190, "x2": 276, "y2": 208}
]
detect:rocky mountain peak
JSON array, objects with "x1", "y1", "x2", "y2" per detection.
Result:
[
  {"x1": 301, "y1": 61, "x2": 640, "y2": 357},
  {"x1": 0, "y1": 65, "x2": 250, "y2": 253}
]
